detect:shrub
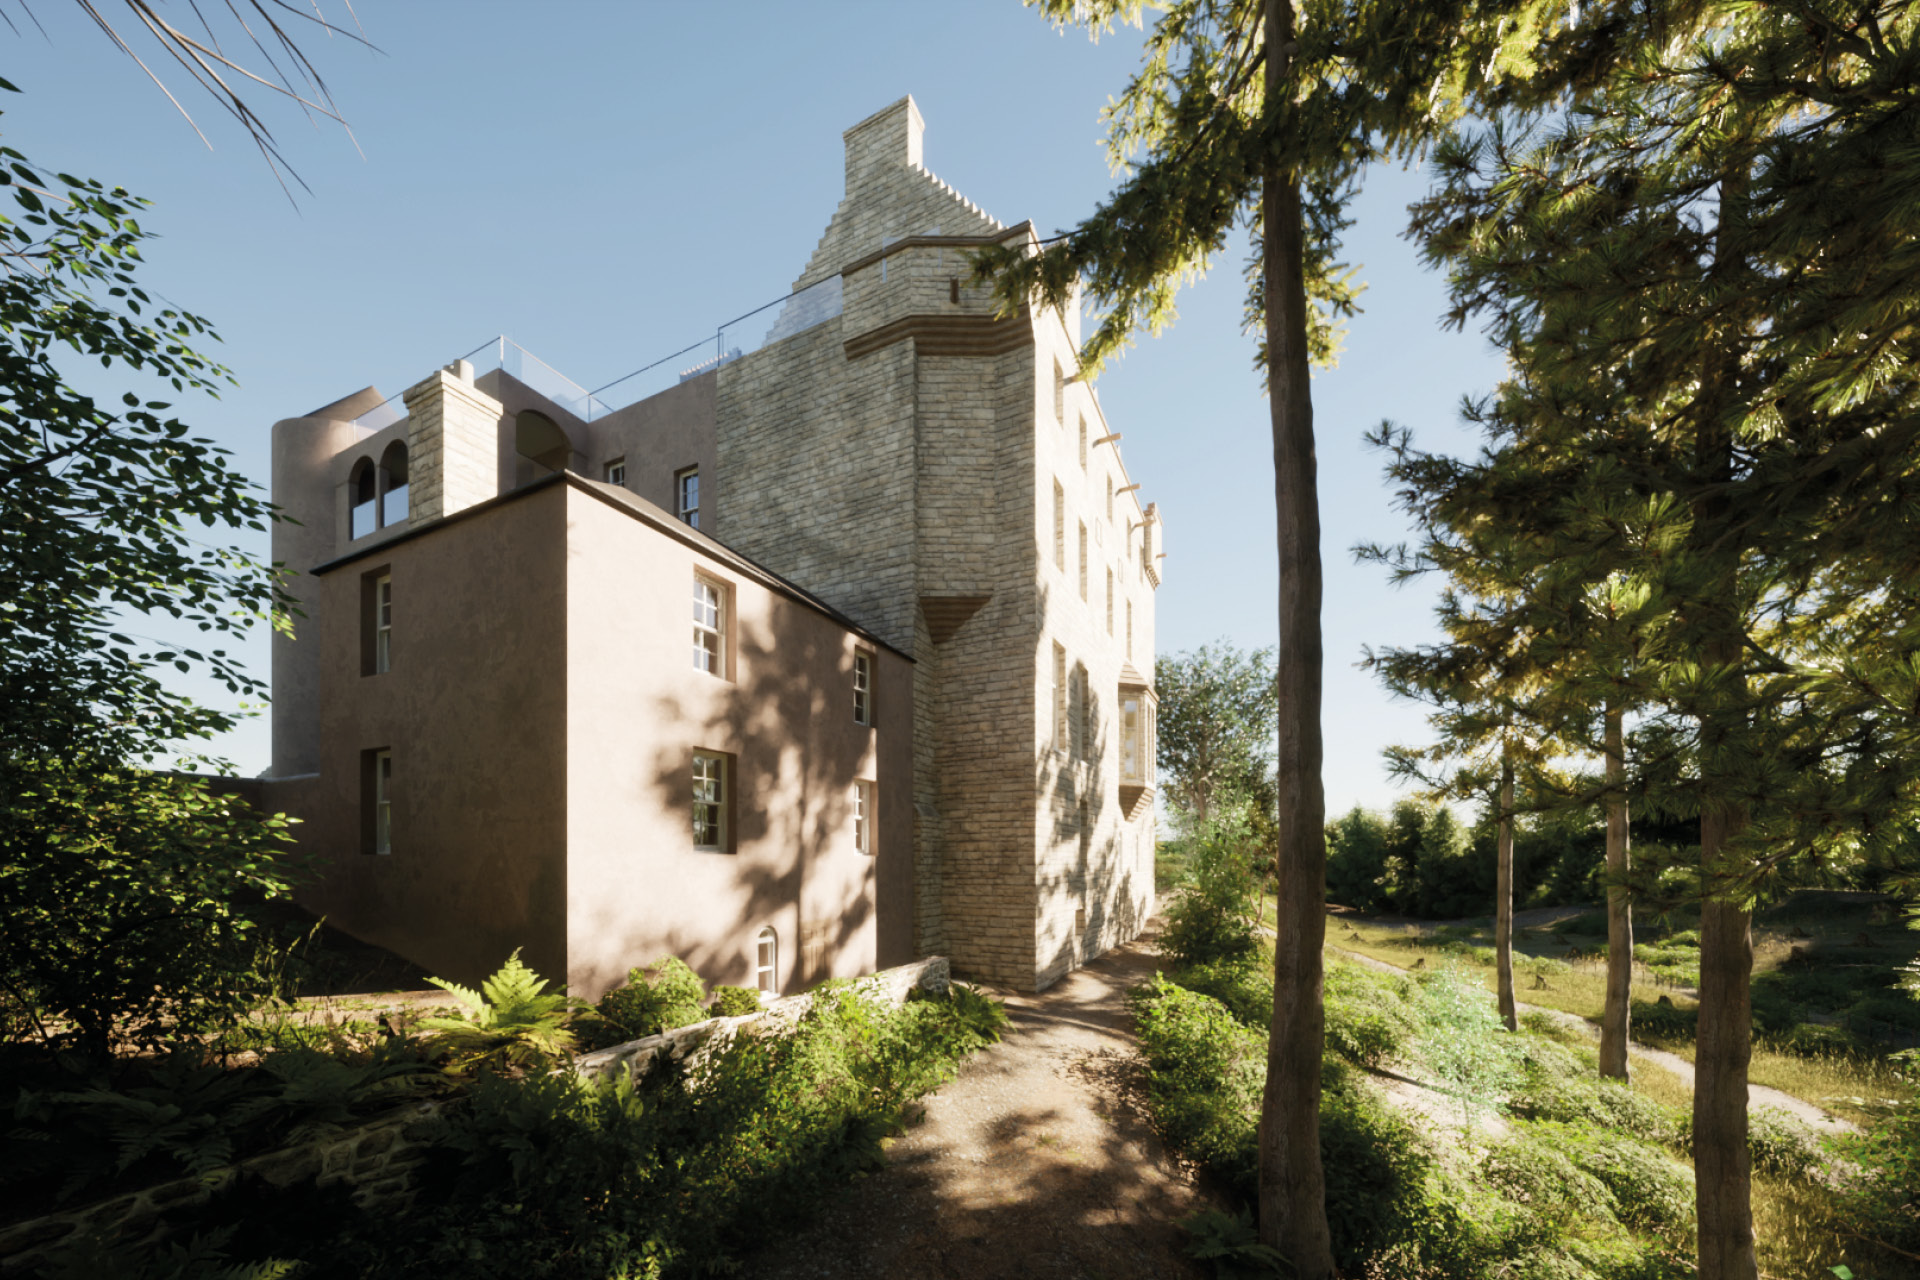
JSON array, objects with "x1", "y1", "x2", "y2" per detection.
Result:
[
  {"x1": 1130, "y1": 976, "x2": 1264, "y2": 1190},
  {"x1": 1324, "y1": 963, "x2": 1419, "y2": 1069},
  {"x1": 1410, "y1": 964, "x2": 1523, "y2": 1129},
  {"x1": 1831, "y1": 1096, "x2": 1920, "y2": 1257},
  {"x1": 1535, "y1": 1122, "x2": 1695, "y2": 1237},
  {"x1": 1508, "y1": 1044, "x2": 1681, "y2": 1146},
  {"x1": 1746, "y1": 1107, "x2": 1823, "y2": 1180},
  {"x1": 708, "y1": 986, "x2": 761, "y2": 1018},
  {"x1": 1159, "y1": 805, "x2": 1264, "y2": 969},
  {"x1": 596, "y1": 957, "x2": 706, "y2": 1041},
  {"x1": 1483, "y1": 1130, "x2": 1619, "y2": 1222},
  {"x1": 0, "y1": 766, "x2": 303, "y2": 1064},
  {"x1": 1516, "y1": 955, "x2": 1573, "y2": 979},
  {"x1": 1174, "y1": 956, "x2": 1273, "y2": 1030}
]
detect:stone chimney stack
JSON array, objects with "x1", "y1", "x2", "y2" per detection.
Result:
[
  {"x1": 844, "y1": 96, "x2": 925, "y2": 193},
  {"x1": 403, "y1": 360, "x2": 501, "y2": 523}
]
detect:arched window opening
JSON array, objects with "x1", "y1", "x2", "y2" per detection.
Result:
[
  {"x1": 379, "y1": 441, "x2": 409, "y2": 528},
  {"x1": 515, "y1": 410, "x2": 570, "y2": 475},
  {"x1": 755, "y1": 927, "x2": 778, "y2": 995},
  {"x1": 349, "y1": 458, "x2": 377, "y2": 539}
]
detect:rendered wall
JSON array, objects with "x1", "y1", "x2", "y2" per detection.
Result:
[
  {"x1": 296, "y1": 485, "x2": 571, "y2": 989},
  {"x1": 561, "y1": 484, "x2": 909, "y2": 1000}
]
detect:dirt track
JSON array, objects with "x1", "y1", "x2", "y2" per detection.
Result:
[{"x1": 745, "y1": 928, "x2": 1211, "y2": 1280}]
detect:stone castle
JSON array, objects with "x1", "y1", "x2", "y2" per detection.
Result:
[{"x1": 262, "y1": 97, "x2": 1163, "y2": 993}]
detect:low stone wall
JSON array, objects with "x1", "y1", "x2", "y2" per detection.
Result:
[
  {"x1": 575, "y1": 955, "x2": 951, "y2": 1084},
  {"x1": 0, "y1": 1098, "x2": 442, "y2": 1273},
  {"x1": 0, "y1": 957, "x2": 952, "y2": 1273}
]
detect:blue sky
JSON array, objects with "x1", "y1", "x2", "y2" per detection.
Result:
[{"x1": 9, "y1": 2, "x2": 1498, "y2": 817}]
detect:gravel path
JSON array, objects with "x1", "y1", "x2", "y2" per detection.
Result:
[
  {"x1": 745, "y1": 928, "x2": 1211, "y2": 1280},
  {"x1": 1330, "y1": 945, "x2": 1857, "y2": 1134}
]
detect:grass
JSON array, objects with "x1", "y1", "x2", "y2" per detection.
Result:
[{"x1": 1328, "y1": 915, "x2": 1915, "y2": 1124}]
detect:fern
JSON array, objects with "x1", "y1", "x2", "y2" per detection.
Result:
[{"x1": 420, "y1": 950, "x2": 577, "y2": 1072}]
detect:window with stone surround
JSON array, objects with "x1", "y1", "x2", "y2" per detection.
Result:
[
  {"x1": 1106, "y1": 568, "x2": 1114, "y2": 635},
  {"x1": 360, "y1": 567, "x2": 392, "y2": 676},
  {"x1": 1052, "y1": 642, "x2": 1068, "y2": 753},
  {"x1": 693, "y1": 751, "x2": 729, "y2": 852},
  {"x1": 853, "y1": 651, "x2": 873, "y2": 725},
  {"x1": 1078, "y1": 416, "x2": 1087, "y2": 470},
  {"x1": 1073, "y1": 660, "x2": 1091, "y2": 758},
  {"x1": 1053, "y1": 359, "x2": 1065, "y2": 425},
  {"x1": 1106, "y1": 473, "x2": 1114, "y2": 522},
  {"x1": 1052, "y1": 480, "x2": 1065, "y2": 571},
  {"x1": 853, "y1": 780, "x2": 873, "y2": 854},
  {"x1": 693, "y1": 576, "x2": 727, "y2": 676},
  {"x1": 1078, "y1": 522, "x2": 1088, "y2": 601},
  {"x1": 677, "y1": 467, "x2": 701, "y2": 528},
  {"x1": 1126, "y1": 599, "x2": 1134, "y2": 661}
]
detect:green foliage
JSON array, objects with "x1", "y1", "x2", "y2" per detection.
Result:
[
  {"x1": 1329, "y1": 800, "x2": 1605, "y2": 919},
  {"x1": 1129, "y1": 975, "x2": 1264, "y2": 1190},
  {"x1": 421, "y1": 951, "x2": 576, "y2": 1073},
  {"x1": 1507, "y1": 1040, "x2": 1681, "y2": 1146},
  {"x1": 32, "y1": 1225, "x2": 299, "y2": 1280},
  {"x1": 1743, "y1": 1107, "x2": 1823, "y2": 1182},
  {"x1": 595, "y1": 957, "x2": 707, "y2": 1043},
  {"x1": 1152, "y1": 642, "x2": 1278, "y2": 821},
  {"x1": 1181, "y1": 1207, "x2": 1286, "y2": 1280},
  {"x1": 1175, "y1": 956, "x2": 1273, "y2": 1031},
  {"x1": 935, "y1": 980, "x2": 1010, "y2": 1046},
  {"x1": 382, "y1": 980, "x2": 1003, "y2": 1278},
  {"x1": 1323, "y1": 962, "x2": 1419, "y2": 1069},
  {"x1": 1160, "y1": 801, "x2": 1263, "y2": 969},
  {"x1": 707, "y1": 985, "x2": 761, "y2": 1018},
  {"x1": 1532, "y1": 1123, "x2": 1696, "y2": 1239},
  {"x1": 1830, "y1": 1096, "x2": 1920, "y2": 1258},
  {"x1": 1409, "y1": 964, "x2": 1523, "y2": 1130},
  {"x1": 3, "y1": 1047, "x2": 433, "y2": 1213},
  {"x1": 0, "y1": 765, "x2": 301, "y2": 1063}
]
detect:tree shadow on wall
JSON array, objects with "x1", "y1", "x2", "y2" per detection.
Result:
[{"x1": 571, "y1": 598, "x2": 886, "y2": 998}]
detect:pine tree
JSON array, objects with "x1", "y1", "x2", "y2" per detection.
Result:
[
  {"x1": 1411, "y1": 6, "x2": 1920, "y2": 1274},
  {"x1": 974, "y1": 3, "x2": 1558, "y2": 1266}
]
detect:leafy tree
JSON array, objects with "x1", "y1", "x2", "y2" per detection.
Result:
[
  {"x1": 1409, "y1": 5, "x2": 1920, "y2": 1274},
  {"x1": 1155, "y1": 641, "x2": 1277, "y2": 823},
  {"x1": 0, "y1": 763, "x2": 297, "y2": 1060},
  {"x1": 974, "y1": 4, "x2": 1558, "y2": 1266},
  {"x1": 0, "y1": 105, "x2": 302, "y2": 1060}
]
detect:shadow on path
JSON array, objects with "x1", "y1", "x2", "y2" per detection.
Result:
[{"x1": 745, "y1": 925, "x2": 1212, "y2": 1279}]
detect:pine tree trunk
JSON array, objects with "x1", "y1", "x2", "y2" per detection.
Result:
[
  {"x1": 1692, "y1": 163, "x2": 1757, "y2": 1280},
  {"x1": 1600, "y1": 702, "x2": 1632, "y2": 1081},
  {"x1": 1696, "y1": 807, "x2": 1756, "y2": 1279},
  {"x1": 1495, "y1": 756, "x2": 1517, "y2": 1032},
  {"x1": 1257, "y1": 0, "x2": 1333, "y2": 1272}
]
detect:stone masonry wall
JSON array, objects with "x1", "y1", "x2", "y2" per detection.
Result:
[
  {"x1": 405, "y1": 367, "x2": 501, "y2": 523},
  {"x1": 793, "y1": 97, "x2": 1002, "y2": 293},
  {"x1": 0, "y1": 1100, "x2": 442, "y2": 1274},
  {"x1": 1029, "y1": 307, "x2": 1159, "y2": 990}
]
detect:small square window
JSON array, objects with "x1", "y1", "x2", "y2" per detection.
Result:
[
  {"x1": 693, "y1": 576, "x2": 725, "y2": 675},
  {"x1": 605, "y1": 457, "x2": 627, "y2": 487},
  {"x1": 853, "y1": 781, "x2": 874, "y2": 855},
  {"x1": 853, "y1": 652, "x2": 872, "y2": 725},
  {"x1": 693, "y1": 751, "x2": 729, "y2": 851},
  {"x1": 677, "y1": 467, "x2": 701, "y2": 529}
]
